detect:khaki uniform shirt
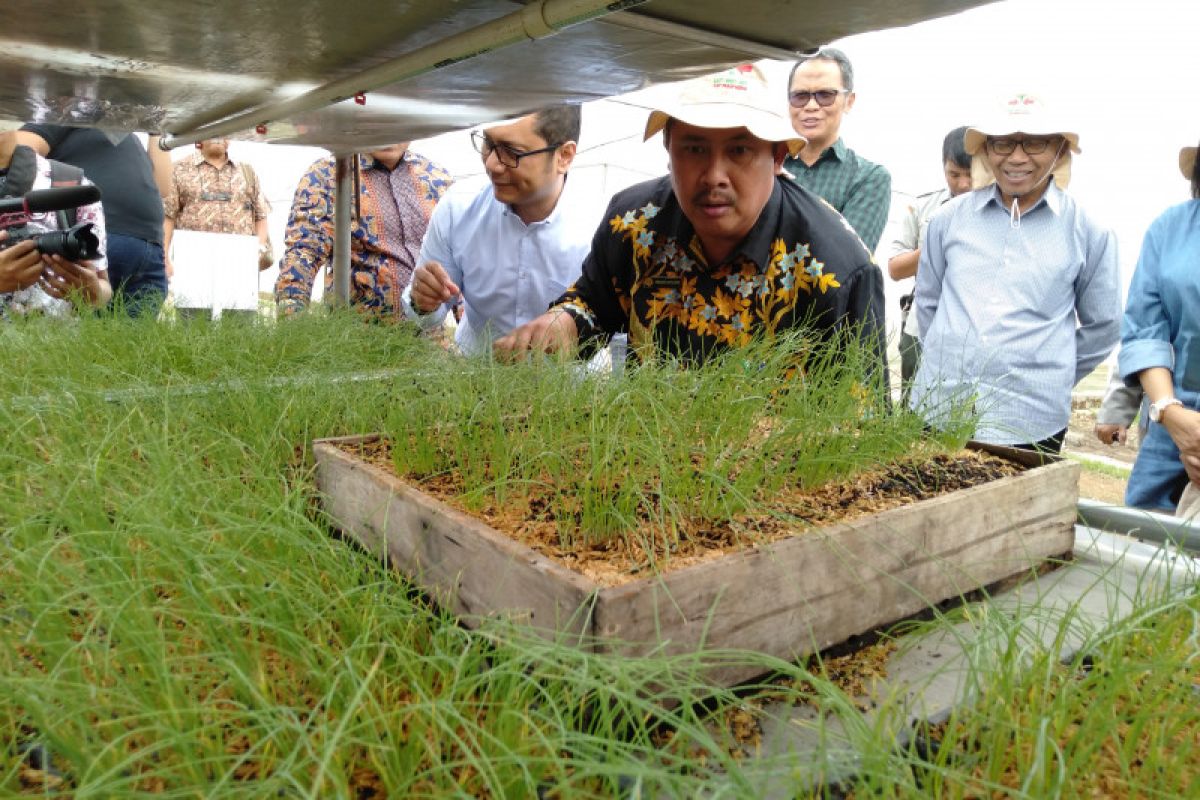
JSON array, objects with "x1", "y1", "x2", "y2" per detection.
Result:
[{"x1": 888, "y1": 187, "x2": 950, "y2": 338}]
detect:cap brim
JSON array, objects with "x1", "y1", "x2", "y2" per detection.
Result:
[
  {"x1": 645, "y1": 105, "x2": 805, "y2": 157},
  {"x1": 1180, "y1": 147, "x2": 1197, "y2": 181},
  {"x1": 964, "y1": 125, "x2": 1081, "y2": 155}
]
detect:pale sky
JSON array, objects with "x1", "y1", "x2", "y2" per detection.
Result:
[{"x1": 212, "y1": 0, "x2": 1199, "y2": 319}]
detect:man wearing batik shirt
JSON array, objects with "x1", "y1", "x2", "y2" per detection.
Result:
[
  {"x1": 0, "y1": 133, "x2": 111, "y2": 318},
  {"x1": 163, "y1": 138, "x2": 272, "y2": 279},
  {"x1": 495, "y1": 65, "x2": 885, "y2": 370},
  {"x1": 274, "y1": 144, "x2": 452, "y2": 318}
]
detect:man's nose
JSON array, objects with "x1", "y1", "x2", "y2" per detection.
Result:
[
  {"x1": 700, "y1": 154, "x2": 731, "y2": 185},
  {"x1": 483, "y1": 149, "x2": 505, "y2": 173}
]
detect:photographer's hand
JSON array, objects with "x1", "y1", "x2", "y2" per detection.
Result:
[
  {"x1": 0, "y1": 234, "x2": 43, "y2": 293},
  {"x1": 39, "y1": 254, "x2": 112, "y2": 308}
]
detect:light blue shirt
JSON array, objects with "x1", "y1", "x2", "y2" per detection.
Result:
[
  {"x1": 1119, "y1": 200, "x2": 1200, "y2": 395},
  {"x1": 911, "y1": 182, "x2": 1120, "y2": 444},
  {"x1": 402, "y1": 178, "x2": 595, "y2": 355}
]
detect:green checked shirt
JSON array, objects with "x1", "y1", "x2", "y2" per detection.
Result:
[{"x1": 782, "y1": 138, "x2": 892, "y2": 253}]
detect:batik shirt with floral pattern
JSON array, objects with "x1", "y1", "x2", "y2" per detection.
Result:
[
  {"x1": 552, "y1": 176, "x2": 885, "y2": 366},
  {"x1": 274, "y1": 151, "x2": 452, "y2": 318}
]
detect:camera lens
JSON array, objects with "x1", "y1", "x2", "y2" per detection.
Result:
[{"x1": 36, "y1": 222, "x2": 101, "y2": 261}]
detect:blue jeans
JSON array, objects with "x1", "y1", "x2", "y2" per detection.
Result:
[
  {"x1": 105, "y1": 233, "x2": 167, "y2": 318},
  {"x1": 1126, "y1": 420, "x2": 1189, "y2": 512}
]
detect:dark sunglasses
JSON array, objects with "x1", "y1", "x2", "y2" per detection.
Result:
[{"x1": 787, "y1": 89, "x2": 849, "y2": 108}]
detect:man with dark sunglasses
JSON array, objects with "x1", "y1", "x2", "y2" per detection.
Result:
[
  {"x1": 782, "y1": 48, "x2": 891, "y2": 252},
  {"x1": 404, "y1": 105, "x2": 594, "y2": 355},
  {"x1": 910, "y1": 94, "x2": 1119, "y2": 453}
]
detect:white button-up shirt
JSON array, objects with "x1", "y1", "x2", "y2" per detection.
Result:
[{"x1": 403, "y1": 177, "x2": 596, "y2": 355}]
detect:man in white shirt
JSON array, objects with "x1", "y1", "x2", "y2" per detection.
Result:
[{"x1": 403, "y1": 105, "x2": 593, "y2": 355}]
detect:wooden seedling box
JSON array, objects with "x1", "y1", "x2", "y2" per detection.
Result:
[{"x1": 314, "y1": 435, "x2": 1078, "y2": 686}]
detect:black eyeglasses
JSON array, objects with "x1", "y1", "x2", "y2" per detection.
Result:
[
  {"x1": 787, "y1": 89, "x2": 849, "y2": 108},
  {"x1": 471, "y1": 131, "x2": 562, "y2": 168},
  {"x1": 986, "y1": 136, "x2": 1060, "y2": 156}
]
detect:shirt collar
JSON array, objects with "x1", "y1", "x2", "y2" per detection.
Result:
[
  {"x1": 825, "y1": 137, "x2": 849, "y2": 162},
  {"x1": 360, "y1": 150, "x2": 413, "y2": 172},
  {"x1": 786, "y1": 137, "x2": 847, "y2": 170},
  {"x1": 974, "y1": 180, "x2": 1063, "y2": 216},
  {"x1": 807, "y1": 137, "x2": 847, "y2": 166},
  {"x1": 190, "y1": 151, "x2": 235, "y2": 169}
]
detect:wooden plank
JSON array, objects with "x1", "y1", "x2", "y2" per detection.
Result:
[
  {"x1": 314, "y1": 438, "x2": 599, "y2": 644},
  {"x1": 593, "y1": 460, "x2": 1078, "y2": 685}
]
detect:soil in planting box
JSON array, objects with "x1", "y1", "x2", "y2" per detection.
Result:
[{"x1": 313, "y1": 435, "x2": 1078, "y2": 686}]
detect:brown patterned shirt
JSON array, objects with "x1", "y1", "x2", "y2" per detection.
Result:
[{"x1": 164, "y1": 152, "x2": 270, "y2": 235}]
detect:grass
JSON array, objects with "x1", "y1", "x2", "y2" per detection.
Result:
[
  {"x1": 385, "y1": 327, "x2": 974, "y2": 551},
  {"x1": 1066, "y1": 453, "x2": 1133, "y2": 479},
  {"x1": 1, "y1": 311, "x2": 1196, "y2": 797}
]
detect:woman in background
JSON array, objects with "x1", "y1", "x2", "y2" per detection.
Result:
[{"x1": 1119, "y1": 141, "x2": 1200, "y2": 514}]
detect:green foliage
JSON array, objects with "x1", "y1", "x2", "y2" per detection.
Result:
[
  {"x1": 3, "y1": 313, "x2": 1191, "y2": 799},
  {"x1": 0, "y1": 314, "x2": 874, "y2": 796},
  {"x1": 387, "y1": 327, "x2": 973, "y2": 550}
]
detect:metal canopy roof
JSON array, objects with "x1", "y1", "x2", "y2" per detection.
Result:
[{"x1": 2, "y1": 0, "x2": 993, "y2": 152}]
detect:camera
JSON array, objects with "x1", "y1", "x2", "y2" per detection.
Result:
[
  {"x1": 4, "y1": 221, "x2": 101, "y2": 261},
  {"x1": 0, "y1": 184, "x2": 104, "y2": 262}
]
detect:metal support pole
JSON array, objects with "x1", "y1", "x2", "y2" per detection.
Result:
[
  {"x1": 332, "y1": 155, "x2": 353, "y2": 307},
  {"x1": 1077, "y1": 498, "x2": 1200, "y2": 553}
]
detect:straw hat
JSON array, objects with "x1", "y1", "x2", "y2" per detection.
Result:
[
  {"x1": 964, "y1": 94, "x2": 1078, "y2": 190},
  {"x1": 1180, "y1": 146, "x2": 1197, "y2": 181},
  {"x1": 644, "y1": 64, "x2": 806, "y2": 157}
]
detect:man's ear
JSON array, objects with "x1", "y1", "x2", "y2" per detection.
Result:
[
  {"x1": 556, "y1": 141, "x2": 577, "y2": 173},
  {"x1": 844, "y1": 91, "x2": 856, "y2": 113}
]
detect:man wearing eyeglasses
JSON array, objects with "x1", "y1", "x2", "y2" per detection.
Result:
[
  {"x1": 274, "y1": 143, "x2": 452, "y2": 319},
  {"x1": 402, "y1": 105, "x2": 592, "y2": 355},
  {"x1": 782, "y1": 48, "x2": 891, "y2": 253},
  {"x1": 910, "y1": 95, "x2": 1119, "y2": 453},
  {"x1": 492, "y1": 65, "x2": 885, "y2": 372}
]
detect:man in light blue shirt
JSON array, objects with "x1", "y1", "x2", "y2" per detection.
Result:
[
  {"x1": 911, "y1": 95, "x2": 1120, "y2": 451},
  {"x1": 403, "y1": 105, "x2": 594, "y2": 355}
]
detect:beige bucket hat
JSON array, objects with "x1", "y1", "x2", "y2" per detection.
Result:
[
  {"x1": 1180, "y1": 146, "x2": 1197, "y2": 180},
  {"x1": 644, "y1": 64, "x2": 806, "y2": 157},
  {"x1": 964, "y1": 93, "x2": 1078, "y2": 190}
]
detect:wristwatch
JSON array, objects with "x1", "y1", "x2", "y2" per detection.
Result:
[{"x1": 1149, "y1": 396, "x2": 1184, "y2": 423}]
